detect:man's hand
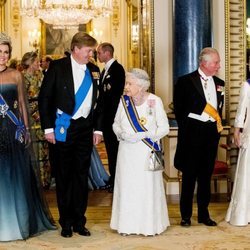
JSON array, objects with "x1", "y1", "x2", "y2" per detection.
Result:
[
  {"x1": 93, "y1": 133, "x2": 103, "y2": 145},
  {"x1": 45, "y1": 132, "x2": 56, "y2": 144}
]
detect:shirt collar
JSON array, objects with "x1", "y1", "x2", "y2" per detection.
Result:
[
  {"x1": 71, "y1": 55, "x2": 87, "y2": 71},
  {"x1": 105, "y1": 58, "x2": 115, "y2": 71},
  {"x1": 198, "y1": 68, "x2": 212, "y2": 80}
]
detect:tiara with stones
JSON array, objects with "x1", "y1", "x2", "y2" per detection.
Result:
[{"x1": 0, "y1": 33, "x2": 11, "y2": 45}]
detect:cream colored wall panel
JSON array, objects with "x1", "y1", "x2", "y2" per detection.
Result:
[{"x1": 154, "y1": 0, "x2": 172, "y2": 111}]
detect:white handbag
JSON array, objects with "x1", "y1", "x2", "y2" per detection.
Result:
[{"x1": 147, "y1": 148, "x2": 164, "y2": 171}]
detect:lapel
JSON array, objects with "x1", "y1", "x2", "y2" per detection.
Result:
[
  {"x1": 87, "y1": 64, "x2": 100, "y2": 110},
  {"x1": 102, "y1": 60, "x2": 116, "y2": 83},
  {"x1": 64, "y1": 57, "x2": 75, "y2": 101},
  {"x1": 190, "y1": 71, "x2": 205, "y2": 100},
  {"x1": 213, "y1": 76, "x2": 224, "y2": 110},
  {"x1": 100, "y1": 68, "x2": 105, "y2": 82},
  {"x1": 190, "y1": 71, "x2": 224, "y2": 110}
]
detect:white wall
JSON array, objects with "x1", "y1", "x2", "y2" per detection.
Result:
[
  {"x1": 212, "y1": 0, "x2": 225, "y2": 81},
  {"x1": 154, "y1": 0, "x2": 173, "y2": 112}
]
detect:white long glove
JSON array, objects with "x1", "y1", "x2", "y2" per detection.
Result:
[{"x1": 120, "y1": 131, "x2": 147, "y2": 143}]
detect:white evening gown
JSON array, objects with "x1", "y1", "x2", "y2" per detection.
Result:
[
  {"x1": 225, "y1": 81, "x2": 250, "y2": 226},
  {"x1": 110, "y1": 93, "x2": 170, "y2": 236}
]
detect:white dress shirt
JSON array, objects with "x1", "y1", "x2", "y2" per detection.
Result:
[
  {"x1": 188, "y1": 68, "x2": 217, "y2": 122},
  {"x1": 70, "y1": 55, "x2": 93, "y2": 120},
  {"x1": 44, "y1": 55, "x2": 93, "y2": 134},
  {"x1": 102, "y1": 58, "x2": 115, "y2": 80}
]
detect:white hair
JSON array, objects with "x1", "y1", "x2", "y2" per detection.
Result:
[
  {"x1": 126, "y1": 68, "x2": 150, "y2": 91},
  {"x1": 199, "y1": 47, "x2": 219, "y2": 63}
]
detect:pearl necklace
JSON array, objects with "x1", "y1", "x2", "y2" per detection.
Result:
[{"x1": 132, "y1": 92, "x2": 147, "y2": 106}]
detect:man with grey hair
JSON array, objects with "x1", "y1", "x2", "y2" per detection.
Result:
[{"x1": 174, "y1": 47, "x2": 224, "y2": 227}]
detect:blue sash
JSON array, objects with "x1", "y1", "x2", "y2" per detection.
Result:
[
  {"x1": 121, "y1": 95, "x2": 160, "y2": 151},
  {"x1": 55, "y1": 68, "x2": 92, "y2": 142},
  {"x1": 0, "y1": 94, "x2": 25, "y2": 143}
]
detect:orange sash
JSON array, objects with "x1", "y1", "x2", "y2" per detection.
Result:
[{"x1": 203, "y1": 103, "x2": 223, "y2": 133}]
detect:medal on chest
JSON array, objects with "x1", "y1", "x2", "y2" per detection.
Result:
[{"x1": 139, "y1": 116, "x2": 147, "y2": 125}]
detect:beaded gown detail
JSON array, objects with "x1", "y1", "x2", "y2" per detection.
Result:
[{"x1": 0, "y1": 83, "x2": 55, "y2": 241}]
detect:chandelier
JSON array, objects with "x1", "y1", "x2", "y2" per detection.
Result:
[{"x1": 20, "y1": 0, "x2": 113, "y2": 29}]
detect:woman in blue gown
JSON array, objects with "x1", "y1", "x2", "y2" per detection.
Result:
[
  {"x1": 88, "y1": 145, "x2": 110, "y2": 190},
  {"x1": 0, "y1": 33, "x2": 56, "y2": 241}
]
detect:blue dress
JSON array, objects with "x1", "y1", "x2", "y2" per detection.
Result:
[
  {"x1": 0, "y1": 84, "x2": 56, "y2": 241},
  {"x1": 88, "y1": 146, "x2": 110, "y2": 190}
]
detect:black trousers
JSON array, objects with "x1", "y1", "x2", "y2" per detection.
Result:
[
  {"x1": 103, "y1": 125, "x2": 119, "y2": 186},
  {"x1": 180, "y1": 119, "x2": 220, "y2": 220},
  {"x1": 54, "y1": 116, "x2": 93, "y2": 229},
  {"x1": 48, "y1": 142, "x2": 57, "y2": 178}
]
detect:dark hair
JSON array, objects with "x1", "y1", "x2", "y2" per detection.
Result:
[
  {"x1": 45, "y1": 56, "x2": 53, "y2": 63},
  {"x1": 71, "y1": 32, "x2": 97, "y2": 51},
  {"x1": 99, "y1": 42, "x2": 114, "y2": 56},
  {"x1": 8, "y1": 58, "x2": 18, "y2": 69}
]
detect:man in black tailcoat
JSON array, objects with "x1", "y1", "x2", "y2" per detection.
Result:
[
  {"x1": 38, "y1": 32, "x2": 103, "y2": 238},
  {"x1": 97, "y1": 42, "x2": 125, "y2": 193},
  {"x1": 174, "y1": 47, "x2": 224, "y2": 227}
]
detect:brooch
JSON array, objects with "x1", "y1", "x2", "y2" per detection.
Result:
[
  {"x1": 140, "y1": 117, "x2": 147, "y2": 125},
  {"x1": 147, "y1": 99, "x2": 155, "y2": 115}
]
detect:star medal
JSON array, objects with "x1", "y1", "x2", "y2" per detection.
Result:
[
  {"x1": 92, "y1": 72, "x2": 100, "y2": 79},
  {"x1": 107, "y1": 83, "x2": 111, "y2": 90},
  {"x1": 139, "y1": 117, "x2": 147, "y2": 125},
  {"x1": 60, "y1": 126, "x2": 65, "y2": 134},
  {"x1": 13, "y1": 100, "x2": 18, "y2": 109}
]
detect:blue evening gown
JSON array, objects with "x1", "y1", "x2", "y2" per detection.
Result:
[
  {"x1": 88, "y1": 146, "x2": 110, "y2": 190},
  {"x1": 0, "y1": 84, "x2": 56, "y2": 241}
]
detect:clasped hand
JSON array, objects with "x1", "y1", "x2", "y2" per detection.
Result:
[{"x1": 120, "y1": 131, "x2": 152, "y2": 143}]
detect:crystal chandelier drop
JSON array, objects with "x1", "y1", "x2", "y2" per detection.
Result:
[{"x1": 20, "y1": 0, "x2": 113, "y2": 29}]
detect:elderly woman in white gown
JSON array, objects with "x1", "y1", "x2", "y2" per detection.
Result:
[
  {"x1": 226, "y1": 80, "x2": 250, "y2": 226},
  {"x1": 110, "y1": 68, "x2": 170, "y2": 236}
]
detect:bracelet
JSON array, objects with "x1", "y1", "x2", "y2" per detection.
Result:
[{"x1": 26, "y1": 127, "x2": 30, "y2": 130}]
